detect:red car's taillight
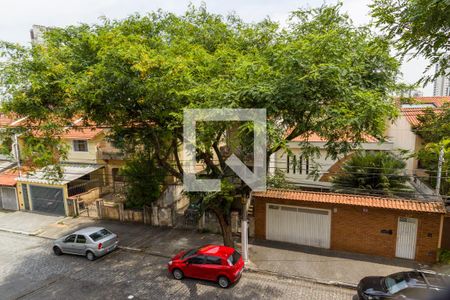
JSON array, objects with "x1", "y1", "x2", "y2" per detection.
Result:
[{"x1": 98, "y1": 243, "x2": 103, "y2": 250}]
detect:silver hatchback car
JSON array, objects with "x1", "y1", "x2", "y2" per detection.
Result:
[{"x1": 53, "y1": 227, "x2": 119, "y2": 261}]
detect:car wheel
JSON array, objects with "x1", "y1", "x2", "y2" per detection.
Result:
[
  {"x1": 218, "y1": 276, "x2": 230, "y2": 288},
  {"x1": 172, "y1": 269, "x2": 184, "y2": 280},
  {"x1": 53, "y1": 246, "x2": 63, "y2": 256},
  {"x1": 86, "y1": 251, "x2": 96, "y2": 261}
]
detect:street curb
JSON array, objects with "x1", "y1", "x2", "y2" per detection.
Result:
[
  {"x1": 0, "y1": 227, "x2": 43, "y2": 237},
  {"x1": 244, "y1": 267, "x2": 357, "y2": 290},
  {"x1": 118, "y1": 246, "x2": 171, "y2": 259}
]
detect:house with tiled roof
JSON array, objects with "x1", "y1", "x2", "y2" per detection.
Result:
[
  {"x1": 0, "y1": 115, "x2": 126, "y2": 216},
  {"x1": 269, "y1": 131, "x2": 394, "y2": 189},
  {"x1": 253, "y1": 189, "x2": 445, "y2": 263},
  {"x1": 0, "y1": 156, "x2": 20, "y2": 211},
  {"x1": 386, "y1": 96, "x2": 450, "y2": 177}
]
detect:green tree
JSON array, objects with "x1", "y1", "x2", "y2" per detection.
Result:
[
  {"x1": 0, "y1": 4, "x2": 401, "y2": 246},
  {"x1": 120, "y1": 153, "x2": 167, "y2": 209},
  {"x1": 414, "y1": 105, "x2": 450, "y2": 144},
  {"x1": 371, "y1": 0, "x2": 450, "y2": 84},
  {"x1": 332, "y1": 151, "x2": 410, "y2": 196},
  {"x1": 267, "y1": 169, "x2": 294, "y2": 189},
  {"x1": 417, "y1": 140, "x2": 450, "y2": 195},
  {"x1": 414, "y1": 109, "x2": 450, "y2": 195}
]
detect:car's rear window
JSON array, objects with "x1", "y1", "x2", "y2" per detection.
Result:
[
  {"x1": 89, "y1": 229, "x2": 112, "y2": 241},
  {"x1": 227, "y1": 250, "x2": 241, "y2": 266},
  {"x1": 182, "y1": 248, "x2": 199, "y2": 259}
]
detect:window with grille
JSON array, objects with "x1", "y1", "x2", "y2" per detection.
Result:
[
  {"x1": 287, "y1": 154, "x2": 309, "y2": 175},
  {"x1": 73, "y1": 140, "x2": 88, "y2": 152}
]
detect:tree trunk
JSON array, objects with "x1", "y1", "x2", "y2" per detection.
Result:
[{"x1": 212, "y1": 208, "x2": 234, "y2": 247}]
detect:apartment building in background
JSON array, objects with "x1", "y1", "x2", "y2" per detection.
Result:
[{"x1": 433, "y1": 59, "x2": 450, "y2": 96}]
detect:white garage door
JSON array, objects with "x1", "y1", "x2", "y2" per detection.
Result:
[
  {"x1": 266, "y1": 204, "x2": 331, "y2": 249},
  {"x1": 0, "y1": 187, "x2": 19, "y2": 210}
]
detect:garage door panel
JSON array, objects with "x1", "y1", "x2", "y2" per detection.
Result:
[
  {"x1": 0, "y1": 187, "x2": 19, "y2": 210},
  {"x1": 267, "y1": 203, "x2": 331, "y2": 249},
  {"x1": 281, "y1": 207, "x2": 296, "y2": 242},
  {"x1": 267, "y1": 205, "x2": 279, "y2": 241},
  {"x1": 29, "y1": 185, "x2": 65, "y2": 215}
]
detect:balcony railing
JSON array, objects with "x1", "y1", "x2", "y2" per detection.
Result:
[{"x1": 97, "y1": 148, "x2": 124, "y2": 160}]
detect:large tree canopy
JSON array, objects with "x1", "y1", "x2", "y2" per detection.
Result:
[
  {"x1": 371, "y1": 0, "x2": 450, "y2": 83},
  {"x1": 0, "y1": 4, "x2": 400, "y2": 245}
]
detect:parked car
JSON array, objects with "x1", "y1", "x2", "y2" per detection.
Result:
[
  {"x1": 53, "y1": 227, "x2": 119, "y2": 261},
  {"x1": 168, "y1": 244, "x2": 244, "y2": 288},
  {"x1": 356, "y1": 270, "x2": 450, "y2": 300}
]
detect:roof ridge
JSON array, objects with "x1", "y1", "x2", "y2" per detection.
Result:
[{"x1": 259, "y1": 188, "x2": 441, "y2": 204}]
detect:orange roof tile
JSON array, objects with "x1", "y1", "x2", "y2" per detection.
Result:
[
  {"x1": 0, "y1": 115, "x2": 15, "y2": 127},
  {"x1": 399, "y1": 96, "x2": 450, "y2": 126},
  {"x1": 253, "y1": 189, "x2": 446, "y2": 213},
  {"x1": 400, "y1": 108, "x2": 429, "y2": 126},
  {"x1": 0, "y1": 168, "x2": 19, "y2": 186},
  {"x1": 412, "y1": 96, "x2": 450, "y2": 107},
  {"x1": 61, "y1": 127, "x2": 104, "y2": 140},
  {"x1": 291, "y1": 132, "x2": 379, "y2": 143}
]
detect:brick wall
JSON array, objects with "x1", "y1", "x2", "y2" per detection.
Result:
[{"x1": 254, "y1": 197, "x2": 442, "y2": 263}]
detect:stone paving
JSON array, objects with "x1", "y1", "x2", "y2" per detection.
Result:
[
  {"x1": 0, "y1": 213, "x2": 423, "y2": 288},
  {"x1": 0, "y1": 231, "x2": 355, "y2": 300}
]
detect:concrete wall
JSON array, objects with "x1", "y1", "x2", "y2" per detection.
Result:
[
  {"x1": 97, "y1": 201, "x2": 150, "y2": 224},
  {"x1": 64, "y1": 134, "x2": 104, "y2": 164},
  {"x1": 68, "y1": 187, "x2": 101, "y2": 205},
  {"x1": 254, "y1": 196, "x2": 442, "y2": 263},
  {"x1": 386, "y1": 115, "x2": 423, "y2": 173}
]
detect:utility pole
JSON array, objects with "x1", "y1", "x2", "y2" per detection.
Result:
[
  {"x1": 13, "y1": 134, "x2": 22, "y2": 177},
  {"x1": 436, "y1": 145, "x2": 445, "y2": 195},
  {"x1": 241, "y1": 192, "x2": 252, "y2": 263}
]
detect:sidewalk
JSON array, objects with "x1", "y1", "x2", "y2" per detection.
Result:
[
  {"x1": 248, "y1": 239, "x2": 420, "y2": 287},
  {"x1": 36, "y1": 217, "x2": 222, "y2": 257},
  {"x1": 0, "y1": 211, "x2": 64, "y2": 235}
]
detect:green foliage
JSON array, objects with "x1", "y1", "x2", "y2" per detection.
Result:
[
  {"x1": 120, "y1": 153, "x2": 166, "y2": 209},
  {"x1": 414, "y1": 105, "x2": 450, "y2": 144},
  {"x1": 21, "y1": 135, "x2": 68, "y2": 169},
  {"x1": 371, "y1": 0, "x2": 450, "y2": 84},
  {"x1": 416, "y1": 139, "x2": 450, "y2": 195},
  {"x1": 267, "y1": 169, "x2": 294, "y2": 189},
  {"x1": 332, "y1": 151, "x2": 411, "y2": 196},
  {"x1": 414, "y1": 107, "x2": 450, "y2": 195},
  {"x1": 438, "y1": 248, "x2": 450, "y2": 264},
  {"x1": 0, "y1": 4, "x2": 401, "y2": 244},
  {"x1": 0, "y1": 4, "x2": 400, "y2": 160}
]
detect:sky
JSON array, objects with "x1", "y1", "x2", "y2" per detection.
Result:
[{"x1": 0, "y1": 0, "x2": 434, "y2": 95}]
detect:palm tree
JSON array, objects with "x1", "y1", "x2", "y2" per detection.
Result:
[{"x1": 332, "y1": 151, "x2": 411, "y2": 196}]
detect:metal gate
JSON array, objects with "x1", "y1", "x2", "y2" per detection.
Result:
[
  {"x1": 395, "y1": 217, "x2": 418, "y2": 259},
  {"x1": 266, "y1": 203, "x2": 331, "y2": 249},
  {"x1": 29, "y1": 185, "x2": 65, "y2": 215},
  {"x1": 0, "y1": 187, "x2": 18, "y2": 210}
]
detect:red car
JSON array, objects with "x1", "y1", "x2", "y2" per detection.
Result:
[{"x1": 168, "y1": 244, "x2": 244, "y2": 288}]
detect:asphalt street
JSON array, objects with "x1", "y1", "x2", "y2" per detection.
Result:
[{"x1": 0, "y1": 231, "x2": 355, "y2": 299}]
